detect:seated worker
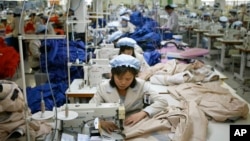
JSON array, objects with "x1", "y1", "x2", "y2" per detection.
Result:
[
  {"x1": 161, "y1": 4, "x2": 179, "y2": 33},
  {"x1": 108, "y1": 31, "x2": 143, "y2": 54},
  {"x1": 116, "y1": 37, "x2": 149, "y2": 71},
  {"x1": 218, "y1": 16, "x2": 229, "y2": 29},
  {"x1": 232, "y1": 20, "x2": 247, "y2": 38},
  {"x1": 89, "y1": 54, "x2": 168, "y2": 133},
  {"x1": 118, "y1": 16, "x2": 136, "y2": 34},
  {"x1": 28, "y1": 24, "x2": 46, "y2": 71}
]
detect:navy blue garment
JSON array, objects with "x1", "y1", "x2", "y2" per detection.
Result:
[
  {"x1": 90, "y1": 18, "x2": 107, "y2": 29},
  {"x1": 27, "y1": 82, "x2": 67, "y2": 114},
  {"x1": 40, "y1": 39, "x2": 85, "y2": 83},
  {"x1": 134, "y1": 32, "x2": 161, "y2": 51},
  {"x1": 130, "y1": 11, "x2": 144, "y2": 28},
  {"x1": 143, "y1": 50, "x2": 161, "y2": 66}
]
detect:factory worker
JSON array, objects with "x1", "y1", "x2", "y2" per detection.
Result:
[
  {"x1": 219, "y1": 16, "x2": 229, "y2": 29},
  {"x1": 202, "y1": 12, "x2": 212, "y2": 22},
  {"x1": 108, "y1": 31, "x2": 143, "y2": 54},
  {"x1": 40, "y1": 15, "x2": 55, "y2": 35},
  {"x1": 118, "y1": 15, "x2": 136, "y2": 34},
  {"x1": 161, "y1": 4, "x2": 179, "y2": 33},
  {"x1": 108, "y1": 30, "x2": 124, "y2": 45},
  {"x1": 28, "y1": 24, "x2": 46, "y2": 71},
  {"x1": 232, "y1": 21, "x2": 247, "y2": 38},
  {"x1": 228, "y1": 9, "x2": 238, "y2": 28},
  {"x1": 116, "y1": 37, "x2": 149, "y2": 71},
  {"x1": 212, "y1": 3, "x2": 222, "y2": 22},
  {"x1": 89, "y1": 54, "x2": 168, "y2": 133}
]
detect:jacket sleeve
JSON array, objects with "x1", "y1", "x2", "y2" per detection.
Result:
[
  {"x1": 29, "y1": 41, "x2": 41, "y2": 58},
  {"x1": 142, "y1": 82, "x2": 168, "y2": 117},
  {"x1": 89, "y1": 84, "x2": 105, "y2": 104}
]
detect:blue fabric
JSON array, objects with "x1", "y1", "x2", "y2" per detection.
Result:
[
  {"x1": 143, "y1": 50, "x2": 161, "y2": 66},
  {"x1": 134, "y1": 32, "x2": 161, "y2": 51},
  {"x1": 130, "y1": 11, "x2": 144, "y2": 28},
  {"x1": 40, "y1": 39, "x2": 85, "y2": 83},
  {"x1": 91, "y1": 18, "x2": 107, "y2": 29},
  {"x1": 27, "y1": 82, "x2": 67, "y2": 114}
]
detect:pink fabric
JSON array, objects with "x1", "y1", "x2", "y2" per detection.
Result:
[
  {"x1": 158, "y1": 46, "x2": 209, "y2": 59},
  {"x1": 180, "y1": 48, "x2": 209, "y2": 58}
]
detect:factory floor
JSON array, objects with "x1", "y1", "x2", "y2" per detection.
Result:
[{"x1": 12, "y1": 56, "x2": 250, "y2": 104}]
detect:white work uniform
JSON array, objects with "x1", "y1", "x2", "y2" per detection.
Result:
[
  {"x1": 163, "y1": 11, "x2": 179, "y2": 33},
  {"x1": 118, "y1": 22, "x2": 136, "y2": 34},
  {"x1": 89, "y1": 78, "x2": 168, "y2": 116},
  {"x1": 28, "y1": 39, "x2": 41, "y2": 68},
  {"x1": 135, "y1": 52, "x2": 150, "y2": 71}
]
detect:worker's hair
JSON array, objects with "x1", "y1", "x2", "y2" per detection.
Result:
[
  {"x1": 110, "y1": 65, "x2": 138, "y2": 88},
  {"x1": 118, "y1": 46, "x2": 136, "y2": 57},
  {"x1": 165, "y1": 5, "x2": 174, "y2": 10}
]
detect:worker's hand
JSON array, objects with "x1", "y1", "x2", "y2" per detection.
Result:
[
  {"x1": 100, "y1": 120, "x2": 118, "y2": 134},
  {"x1": 124, "y1": 111, "x2": 148, "y2": 126}
]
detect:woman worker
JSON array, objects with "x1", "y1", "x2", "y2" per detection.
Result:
[
  {"x1": 116, "y1": 37, "x2": 149, "y2": 71},
  {"x1": 89, "y1": 54, "x2": 168, "y2": 133}
]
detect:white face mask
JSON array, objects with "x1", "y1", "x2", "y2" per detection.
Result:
[{"x1": 121, "y1": 23, "x2": 128, "y2": 27}]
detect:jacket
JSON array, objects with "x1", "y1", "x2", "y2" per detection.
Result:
[{"x1": 89, "y1": 78, "x2": 168, "y2": 116}]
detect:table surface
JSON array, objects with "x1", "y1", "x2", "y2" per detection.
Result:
[
  {"x1": 216, "y1": 38, "x2": 243, "y2": 43},
  {"x1": 65, "y1": 78, "x2": 250, "y2": 141},
  {"x1": 203, "y1": 32, "x2": 224, "y2": 37}
]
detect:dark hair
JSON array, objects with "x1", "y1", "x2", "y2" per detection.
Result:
[
  {"x1": 109, "y1": 65, "x2": 138, "y2": 88},
  {"x1": 165, "y1": 5, "x2": 174, "y2": 10},
  {"x1": 118, "y1": 46, "x2": 136, "y2": 57}
]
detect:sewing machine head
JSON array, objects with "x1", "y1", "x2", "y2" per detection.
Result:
[
  {"x1": 209, "y1": 23, "x2": 222, "y2": 34},
  {"x1": 96, "y1": 47, "x2": 120, "y2": 59},
  {"x1": 59, "y1": 103, "x2": 125, "y2": 137},
  {"x1": 88, "y1": 64, "x2": 111, "y2": 87}
]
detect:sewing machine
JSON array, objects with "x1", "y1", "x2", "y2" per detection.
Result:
[
  {"x1": 95, "y1": 46, "x2": 119, "y2": 59},
  {"x1": 58, "y1": 103, "x2": 125, "y2": 140},
  {"x1": 209, "y1": 23, "x2": 222, "y2": 34},
  {"x1": 79, "y1": 59, "x2": 111, "y2": 88}
]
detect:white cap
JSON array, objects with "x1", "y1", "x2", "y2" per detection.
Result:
[
  {"x1": 219, "y1": 16, "x2": 228, "y2": 22},
  {"x1": 121, "y1": 15, "x2": 130, "y2": 21},
  {"x1": 110, "y1": 54, "x2": 140, "y2": 70},
  {"x1": 233, "y1": 21, "x2": 243, "y2": 27},
  {"x1": 116, "y1": 37, "x2": 136, "y2": 48},
  {"x1": 108, "y1": 30, "x2": 123, "y2": 42}
]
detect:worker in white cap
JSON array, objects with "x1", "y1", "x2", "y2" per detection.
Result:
[
  {"x1": 118, "y1": 15, "x2": 136, "y2": 34},
  {"x1": 218, "y1": 16, "x2": 229, "y2": 29},
  {"x1": 232, "y1": 20, "x2": 247, "y2": 38},
  {"x1": 89, "y1": 54, "x2": 168, "y2": 133},
  {"x1": 28, "y1": 24, "x2": 47, "y2": 72},
  {"x1": 108, "y1": 30, "x2": 124, "y2": 44},
  {"x1": 116, "y1": 37, "x2": 149, "y2": 72},
  {"x1": 161, "y1": 4, "x2": 179, "y2": 33}
]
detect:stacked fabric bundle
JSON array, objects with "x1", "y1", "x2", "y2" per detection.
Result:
[{"x1": 0, "y1": 80, "x2": 52, "y2": 141}]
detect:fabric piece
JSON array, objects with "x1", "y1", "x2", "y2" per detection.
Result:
[
  {"x1": 167, "y1": 82, "x2": 249, "y2": 122},
  {"x1": 123, "y1": 101, "x2": 208, "y2": 141},
  {"x1": 0, "y1": 80, "x2": 52, "y2": 141}
]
